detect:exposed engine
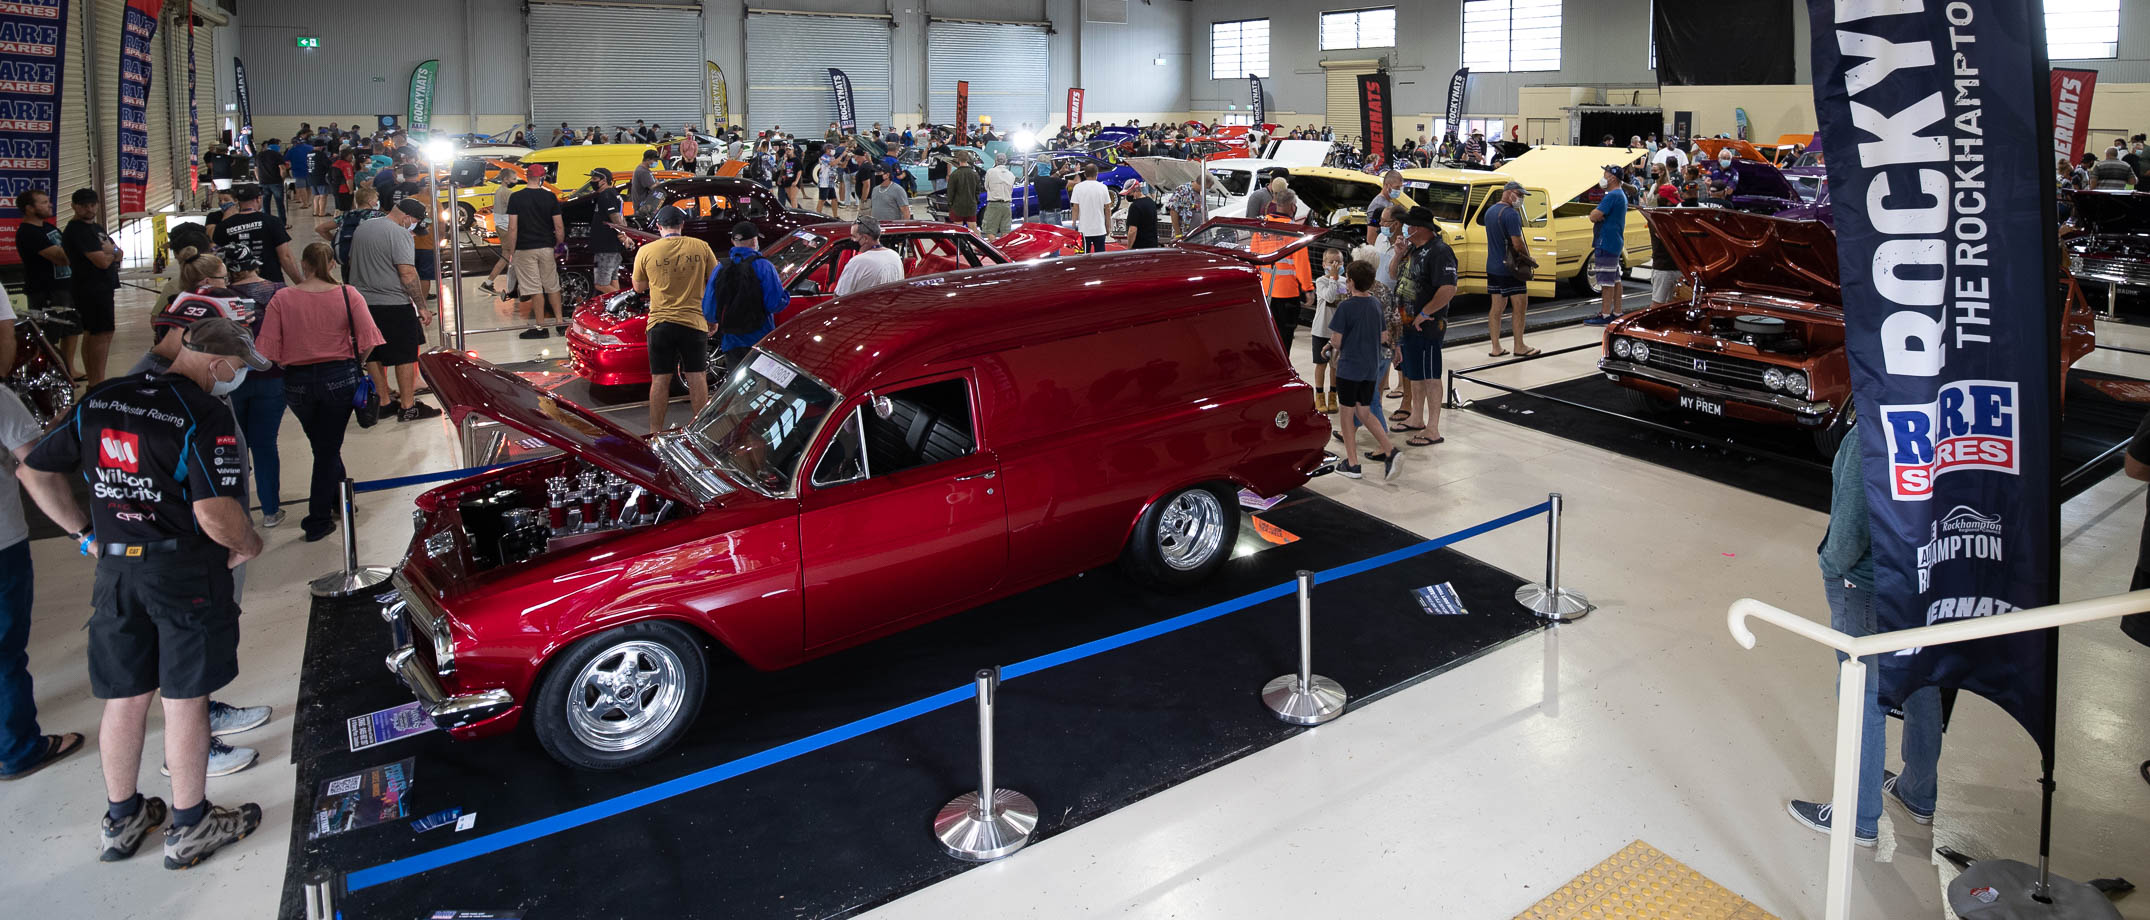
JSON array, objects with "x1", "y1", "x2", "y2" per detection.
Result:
[
  {"x1": 1705, "y1": 313, "x2": 1807, "y2": 356},
  {"x1": 443, "y1": 460, "x2": 672, "y2": 572}
]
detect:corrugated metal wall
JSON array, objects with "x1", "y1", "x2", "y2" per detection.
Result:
[
  {"x1": 56, "y1": 0, "x2": 91, "y2": 209},
  {"x1": 527, "y1": 2, "x2": 703, "y2": 132},
  {"x1": 744, "y1": 12, "x2": 892, "y2": 134},
  {"x1": 926, "y1": 22, "x2": 1049, "y2": 132}
]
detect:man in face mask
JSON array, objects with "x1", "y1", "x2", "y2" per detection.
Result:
[{"x1": 1582, "y1": 165, "x2": 1631, "y2": 326}]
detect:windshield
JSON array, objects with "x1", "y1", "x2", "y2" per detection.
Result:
[
  {"x1": 764, "y1": 231, "x2": 826, "y2": 281},
  {"x1": 687, "y1": 353, "x2": 839, "y2": 496},
  {"x1": 1401, "y1": 181, "x2": 1473, "y2": 223},
  {"x1": 899, "y1": 148, "x2": 927, "y2": 166},
  {"x1": 1208, "y1": 169, "x2": 1253, "y2": 196}
]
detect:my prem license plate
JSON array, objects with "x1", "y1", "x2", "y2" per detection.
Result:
[{"x1": 1677, "y1": 391, "x2": 1726, "y2": 416}]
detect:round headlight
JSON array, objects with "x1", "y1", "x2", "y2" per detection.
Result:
[
  {"x1": 1630, "y1": 341, "x2": 1650, "y2": 363},
  {"x1": 1784, "y1": 371, "x2": 1810, "y2": 398},
  {"x1": 1611, "y1": 338, "x2": 1632, "y2": 358},
  {"x1": 1763, "y1": 368, "x2": 1787, "y2": 391}
]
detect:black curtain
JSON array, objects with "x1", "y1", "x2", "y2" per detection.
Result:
[{"x1": 1654, "y1": 0, "x2": 1796, "y2": 85}]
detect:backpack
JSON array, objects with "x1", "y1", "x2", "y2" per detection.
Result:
[
  {"x1": 336, "y1": 210, "x2": 382, "y2": 266},
  {"x1": 706, "y1": 253, "x2": 768, "y2": 335}
]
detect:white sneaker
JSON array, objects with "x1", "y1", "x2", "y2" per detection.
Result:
[
  {"x1": 208, "y1": 700, "x2": 270, "y2": 736},
  {"x1": 161, "y1": 738, "x2": 258, "y2": 778},
  {"x1": 260, "y1": 510, "x2": 287, "y2": 528}
]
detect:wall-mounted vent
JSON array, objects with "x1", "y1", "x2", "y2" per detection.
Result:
[{"x1": 1086, "y1": 0, "x2": 1129, "y2": 24}]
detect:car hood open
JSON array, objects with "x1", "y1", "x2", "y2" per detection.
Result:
[
  {"x1": 2070, "y1": 190, "x2": 2150, "y2": 234},
  {"x1": 1723, "y1": 159, "x2": 1798, "y2": 202},
  {"x1": 1644, "y1": 208, "x2": 1840, "y2": 306},
  {"x1": 1174, "y1": 217, "x2": 1323, "y2": 264},
  {"x1": 417, "y1": 351, "x2": 705, "y2": 506}
]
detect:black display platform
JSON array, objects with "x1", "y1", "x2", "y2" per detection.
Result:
[
  {"x1": 277, "y1": 492, "x2": 1541, "y2": 919},
  {"x1": 1469, "y1": 371, "x2": 2149, "y2": 513}
]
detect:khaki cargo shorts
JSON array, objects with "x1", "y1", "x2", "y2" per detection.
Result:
[{"x1": 511, "y1": 248, "x2": 561, "y2": 295}]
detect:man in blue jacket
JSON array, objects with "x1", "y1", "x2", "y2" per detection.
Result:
[{"x1": 702, "y1": 221, "x2": 791, "y2": 372}]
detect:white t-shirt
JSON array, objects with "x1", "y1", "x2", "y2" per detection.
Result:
[
  {"x1": 1654, "y1": 147, "x2": 1688, "y2": 174},
  {"x1": 0, "y1": 384, "x2": 43, "y2": 549},
  {"x1": 1070, "y1": 180, "x2": 1112, "y2": 237},
  {"x1": 984, "y1": 166, "x2": 1016, "y2": 202},
  {"x1": 834, "y1": 246, "x2": 906, "y2": 296}
]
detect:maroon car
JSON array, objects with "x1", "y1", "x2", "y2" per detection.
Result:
[
  {"x1": 389, "y1": 224, "x2": 1332, "y2": 770},
  {"x1": 556, "y1": 176, "x2": 826, "y2": 305}
]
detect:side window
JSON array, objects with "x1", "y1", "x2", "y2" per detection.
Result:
[
  {"x1": 811, "y1": 409, "x2": 868, "y2": 487},
  {"x1": 796, "y1": 241, "x2": 856, "y2": 293},
  {"x1": 956, "y1": 235, "x2": 998, "y2": 265},
  {"x1": 742, "y1": 195, "x2": 770, "y2": 219},
  {"x1": 861, "y1": 379, "x2": 975, "y2": 477}
]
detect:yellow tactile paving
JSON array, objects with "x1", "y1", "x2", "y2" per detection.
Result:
[{"x1": 1515, "y1": 840, "x2": 1781, "y2": 920}]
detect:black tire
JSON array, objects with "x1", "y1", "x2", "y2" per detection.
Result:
[
  {"x1": 531, "y1": 620, "x2": 707, "y2": 771},
  {"x1": 454, "y1": 201, "x2": 476, "y2": 232},
  {"x1": 1811, "y1": 406, "x2": 1855, "y2": 459},
  {"x1": 1120, "y1": 484, "x2": 1240, "y2": 589}
]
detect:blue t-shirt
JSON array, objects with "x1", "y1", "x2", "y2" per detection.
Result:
[
  {"x1": 1593, "y1": 187, "x2": 1627, "y2": 254},
  {"x1": 1325, "y1": 295, "x2": 1386, "y2": 382},
  {"x1": 1483, "y1": 201, "x2": 1523, "y2": 278},
  {"x1": 287, "y1": 142, "x2": 314, "y2": 179}
]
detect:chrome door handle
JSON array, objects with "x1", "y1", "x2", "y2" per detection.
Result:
[
  {"x1": 1532, "y1": 237, "x2": 1549, "y2": 241},
  {"x1": 956, "y1": 470, "x2": 997, "y2": 481}
]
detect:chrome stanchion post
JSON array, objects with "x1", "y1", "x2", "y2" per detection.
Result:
[
  {"x1": 1443, "y1": 368, "x2": 1468, "y2": 409},
  {"x1": 302, "y1": 870, "x2": 340, "y2": 920},
  {"x1": 1515, "y1": 492, "x2": 1591, "y2": 621},
  {"x1": 309, "y1": 478, "x2": 395, "y2": 598},
  {"x1": 447, "y1": 172, "x2": 464, "y2": 353},
  {"x1": 934, "y1": 667, "x2": 1038, "y2": 861},
  {"x1": 1261, "y1": 570, "x2": 1348, "y2": 725}
]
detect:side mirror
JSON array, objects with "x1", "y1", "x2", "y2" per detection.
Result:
[{"x1": 792, "y1": 279, "x2": 822, "y2": 296}]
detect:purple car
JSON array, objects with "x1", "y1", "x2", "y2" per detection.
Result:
[{"x1": 1706, "y1": 159, "x2": 1832, "y2": 225}]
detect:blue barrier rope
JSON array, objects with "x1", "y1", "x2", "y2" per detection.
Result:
[
  {"x1": 352, "y1": 463, "x2": 525, "y2": 493},
  {"x1": 343, "y1": 499, "x2": 1554, "y2": 893}
]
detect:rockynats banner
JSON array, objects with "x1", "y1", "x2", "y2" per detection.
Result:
[
  {"x1": 0, "y1": 0, "x2": 66, "y2": 258},
  {"x1": 828, "y1": 68, "x2": 856, "y2": 133},
  {"x1": 1356, "y1": 71, "x2": 1391, "y2": 162},
  {"x1": 1805, "y1": 0, "x2": 2056, "y2": 751},
  {"x1": 407, "y1": 59, "x2": 438, "y2": 136},
  {"x1": 2049, "y1": 69, "x2": 2097, "y2": 167},
  {"x1": 1066, "y1": 87, "x2": 1083, "y2": 128}
]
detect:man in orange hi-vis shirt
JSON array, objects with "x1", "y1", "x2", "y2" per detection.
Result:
[{"x1": 1254, "y1": 190, "x2": 1314, "y2": 352}]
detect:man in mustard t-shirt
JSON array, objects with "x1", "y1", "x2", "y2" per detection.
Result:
[{"x1": 633, "y1": 205, "x2": 720, "y2": 432}]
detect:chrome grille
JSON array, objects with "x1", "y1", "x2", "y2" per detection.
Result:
[{"x1": 1636, "y1": 342, "x2": 1778, "y2": 390}]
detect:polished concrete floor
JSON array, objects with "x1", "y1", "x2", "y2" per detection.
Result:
[{"x1": 2, "y1": 215, "x2": 2146, "y2": 919}]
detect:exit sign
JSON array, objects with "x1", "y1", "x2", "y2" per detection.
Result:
[{"x1": 296, "y1": 36, "x2": 319, "y2": 49}]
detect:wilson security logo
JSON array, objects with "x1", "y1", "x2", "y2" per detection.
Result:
[
  {"x1": 98, "y1": 429, "x2": 140, "y2": 472},
  {"x1": 1881, "y1": 380, "x2": 2018, "y2": 500}
]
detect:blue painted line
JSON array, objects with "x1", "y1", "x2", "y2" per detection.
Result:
[
  {"x1": 352, "y1": 462, "x2": 526, "y2": 494},
  {"x1": 342, "y1": 500, "x2": 1552, "y2": 892}
]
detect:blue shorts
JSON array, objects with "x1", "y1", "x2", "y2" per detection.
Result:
[
  {"x1": 1397, "y1": 322, "x2": 1445, "y2": 381},
  {"x1": 1593, "y1": 249, "x2": 1623, "y2": 286},
  {"x1": 414, "y1": 248, "x2": 437, "y2": 282}
]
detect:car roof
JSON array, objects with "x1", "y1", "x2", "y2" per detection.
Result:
[
  {"x1": 1206, "y1": 158, "x2": 1286, "y2": 172},
  {"x1": 780, "y1": 220, "x2": 995, "y2": 244},
  {"x1": 1288, "y1": 166, "x2": 1381, "y2": 184},
  {"x1": 1396, "y1": 166, "x2": 1502, "y2": 184},
  {"x1": 764, "y1": 249, "x2": 1262, "y2": 396},
  {"x1": 520, "y1": 143, "x2": 659, "y2": 162}
]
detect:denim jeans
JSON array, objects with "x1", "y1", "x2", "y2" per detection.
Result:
[
  {"x1": 283, "y1": 360, "x2": 359, "y2": 537},
  {"x1": 1369, "y1": 347, "x2": 1394, "y2": 432},
  {"x1": 0, "y1": 539, "x2": 40, "y2": 769},
  {"x1": 262, "y1": 181, "x2": 287, "y2": 220},
  {"x1": 229, "y1": 373, "x2": 287, "y2": 515},
  {"x1": 1826, "y1": 576, "x2": 1942, "y2": 836}
]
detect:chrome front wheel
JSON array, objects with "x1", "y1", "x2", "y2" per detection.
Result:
[
  {"x1": 565, "y1": 639, "x2": 688, "y2": 752},
  {"x1": 1157, "y1": 489, "x2": 1226, "y2": 571}
]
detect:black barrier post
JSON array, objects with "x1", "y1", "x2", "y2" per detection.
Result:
[{"x1": 309, "y1": 478, "x2": 395, "y2": 598}]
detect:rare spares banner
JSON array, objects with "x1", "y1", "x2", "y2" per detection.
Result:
[
  {"x1": 1066, "y1": 87, "x2": 1083, "y2": 129},
  {"x1": 115, "y1": 0, "x2": 163, "y2": 216},
  {"x1": 827, "y1": 68, "x2": 855, "y2": 133},
  {"x1": 2050, "y1": 69, "x2": 2097, "y2": 166},
  {"x1": 1356, "y1": 71, "x2": 1391, "y2": 160},
  {"x1": 0, "y1": 0, "x2": 64, "y2": 252},
  {"x1": 186, "y1": 11, "x2": 197, "y2": 191},
  {"x1": 1805, "y1": 0, "x2": 2056, "y2": 751},
  {"x1": 1249, "y1": 75, "x2": 1264, "y2": 126}
]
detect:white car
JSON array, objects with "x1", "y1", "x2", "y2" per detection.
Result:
[{"x1": 1202, "y1": 157, "x2": 1319, "y2": 221}]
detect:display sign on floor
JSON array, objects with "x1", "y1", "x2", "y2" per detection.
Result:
[
  {"x1": 1414, "y1": 582, "x2": 1469, "y2": 616},
  {"x1": 346, "y1": 700, "x2": 437, "y2": 751},
  {"x1": 1251, "y1": 517, "x2": 1300, "y2": 546},
  {"x1": 309, "y1": 757, "x2": 415, "y2": 839}
]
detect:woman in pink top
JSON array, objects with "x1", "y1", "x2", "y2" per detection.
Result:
[{"x1": 258, "y1": 242, "x2": 387, "y2": 543}]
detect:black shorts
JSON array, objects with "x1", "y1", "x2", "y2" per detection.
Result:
[
  {"x1": 335, "y1": 191, "x2": 354, "y2": 212},
  {"x1": 366, "y1": 302, "x2": 425, "y2": 366},
  {"x1": 88, "y1": 546, "x2": 239, "y2": 699},
  {"x1": 818, "y1": 187, "x2": 835, "y2": 201},
  {"x1": 1335, "y1": 377, "x2": 1377, "y2": 407},
  {"x1": 1486, "y1": 273, "x2": 1526, "y2": 297},
  {"x1": 647, "y1": 320, "x2": 709, "y2": 376},
  {"x1": 25, "y1": 286, "x2": 71, "y2": 312},
  {"x1": 74, "y1": 290, "x2": 116, "y2": 334},
  {"x1": 1310, "y1": 335, "x2": 1332, "y2": 365}
]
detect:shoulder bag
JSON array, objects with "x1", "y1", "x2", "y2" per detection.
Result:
[
  {"x1": 342, "y1": 286, "x2": 380, "y2": 428},
  {"x1": 1492, "y1": 202, "x2": 1538, "y2": 281}
]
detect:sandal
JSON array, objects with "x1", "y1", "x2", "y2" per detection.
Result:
[
  {"x1": 0, "y1": 732, "x2": 84, "y2": 781},
  {"x1": 1394, "y1": 423, "x2": 1426, "y2": 432},
  {"x1": 1385, "y1": 389, "x2": 1404, "y2": 398},
  {"x1": 1488, "y1": 348, "x2": 1509, "y2": 357},
  {"x1": 1407, "y1": 436, "x2": 1443, "y2": 447},
  {"x1": 1389, "y1": 409, "x2": 1411, "y2": 421},
  {"x1": 1515, "y1": 346, "x2": 1541, "y2": 357}
]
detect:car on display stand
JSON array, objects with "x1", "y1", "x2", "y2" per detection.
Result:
[
  {"x1": 386, "y1": 224, "x2": 1337, "y2": 770},
  {"x1": 1398, "y1": 145, "x2": 1651, "y2": 296},
  {"x1": 452, "y1": 143, "x2": 665, "y2": 235},
  {"x1": 566, "y1": 218, "x2": 1098, "y2": 387},
  {"x1": 2065, "y1": 190, "x2": 2150, "y2": 317},
  {"x1": 1598, "y1": 207, "x2": 2097, "y2": 456},
  {"x1": 553, "y1": 176, "x2": 828, "y2": 308}
]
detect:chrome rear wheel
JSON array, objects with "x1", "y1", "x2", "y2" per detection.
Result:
[{"x1": 1157, "y1": 489, "x2": 1226, "y2": 571}]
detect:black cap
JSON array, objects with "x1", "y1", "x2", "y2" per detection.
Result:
[
  {"x1": 656, "y1": 206, "x2": 689, "y2": 228},
  {"x1": 394, "y1": 198, "x2": 429, "y2": 221},
  {"x1": 731, "y1": 220, "x2": 761, "y2": 241},
  {"x1": 588, "y1": 166, "x2": 613, "y2": 182},
  {"x1": 1398, "y1": 205, "x2": 1437, "y2": 229}
]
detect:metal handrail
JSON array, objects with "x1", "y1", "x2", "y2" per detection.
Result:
[{"x1": 1726, "y1": 589, "x2": 2150, "y2": 920}]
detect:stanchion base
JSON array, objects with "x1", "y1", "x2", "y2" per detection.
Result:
[
  {"x1": 934, "y1": 789, "x2": 1039, "y2": 861},
  {"x1": 310, "y1": 566, "x2": 395, "y2": 599},
  {"x1": 1262, "y1": 674, "x2": 1348, "y2": 725},
  {"x1": 1515, "y1": 584, "x2": 1592, "y2": 622}
]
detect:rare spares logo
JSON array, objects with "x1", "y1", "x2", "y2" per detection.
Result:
[
  {"x1": 1881, "y1": 380, "x2": 2018, "y2": 500},
  {"x1": 98, "y1": 429, "x2": 141, "y2": 472}
]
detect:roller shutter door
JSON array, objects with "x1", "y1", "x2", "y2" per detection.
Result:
[
  {"x1": 55, "y1": 0, "x2": 90, "y2": 210},
  {"x1": 926, "y1": 22, "x2": 1048, "y2": 134},
  {"x1": 1322, "y1": 59, "x2": 1378, "y2": 147},
  {"x1": 527, "y1": 2, "x2": 703, "y2": 133},
  {"x1": 93, "y1": 0, "x2": 122, "y2": 209},
  {"x1": 744, "y1": 12, "x2": 891, "y2": 135}
]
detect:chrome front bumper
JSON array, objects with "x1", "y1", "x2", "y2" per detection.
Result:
[
  {"x1": 1598, "y1": 358, "x2": 1835, "y2": 422},
  {"x1": 380, "y1": 578, "x2": 515, "y2": 731},
  {"x1": 2068, "y1": 255, "x2": 2150, "y2": 288}
]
